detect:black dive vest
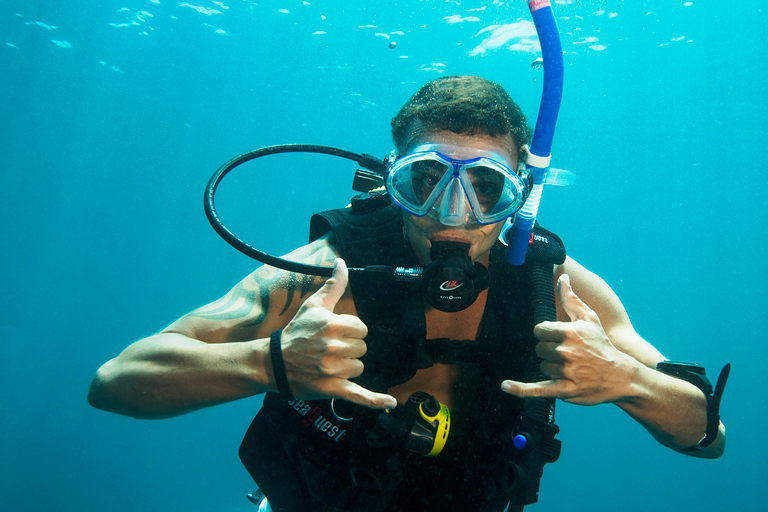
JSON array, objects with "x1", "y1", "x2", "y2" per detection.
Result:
[{"x1": 239, "y1": 197, "x2": 565, "y2": 512}]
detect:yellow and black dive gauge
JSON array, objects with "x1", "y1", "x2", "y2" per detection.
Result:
[{"x1": 368, "y1": 391, "x2": 451, "y2": 457}]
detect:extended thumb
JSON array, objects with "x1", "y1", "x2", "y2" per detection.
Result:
[
  {"x1": 557, "y1": 273, "x2": 593, "y2": 322},
  {"x1": 316, "y1": 258, "x2": 349, "y2": 311}
]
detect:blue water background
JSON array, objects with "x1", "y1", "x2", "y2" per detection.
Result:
[{"x1": 1, "y1": 1, "x2": 766, "y2": 511}]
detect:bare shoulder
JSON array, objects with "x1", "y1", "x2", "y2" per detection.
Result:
[
  {"x1": 164, "y1": 234, "x2": 340, "y2": 344},
  {"x1": 555, "y1": 256, "x2": 665, "y2": 366}
]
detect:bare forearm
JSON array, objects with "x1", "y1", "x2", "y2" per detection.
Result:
[
  {"x1": 617, "y1": 362, "x2": 723, "y2": 457},
  {"x1": 88, "y1": 333, "x2": 271, "y2": 419}
]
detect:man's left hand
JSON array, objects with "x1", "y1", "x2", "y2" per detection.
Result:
[{"x1": 501, "y1": 274, "x2": 637, "y2": 405}]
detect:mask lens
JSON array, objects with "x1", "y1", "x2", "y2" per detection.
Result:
[
  {"x1": 410, "y1": 160, "x2": 450, "y2": 205},
  {"x1": 461, "y1": 160, "x2": 525, "y2": 223},
  {"x1": 388, "y1": 153, "x2": 453, "y2": 215},
  {"x1": 467, "y1": 166, "x2": 505, "y2": 214},
  {"x1": 387, "y1": 145, "x2": 527, "y2": 224}
]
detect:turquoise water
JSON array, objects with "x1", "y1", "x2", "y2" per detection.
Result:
[{"x1": 1, "y1": 1, "x2": 766, "y2": 511}]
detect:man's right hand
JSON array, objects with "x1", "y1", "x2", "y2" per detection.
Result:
[{"x1": 277, "y1": 258, "x2": 397, "y2": 410}]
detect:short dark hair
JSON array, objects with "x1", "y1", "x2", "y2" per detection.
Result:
[{"x1": 391, "y1": 76, "x2": 531, "y2": 159}]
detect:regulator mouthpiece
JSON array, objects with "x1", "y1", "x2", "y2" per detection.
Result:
[{"x1": 422, "y1": 241, "x2": 489, "y2": 312}]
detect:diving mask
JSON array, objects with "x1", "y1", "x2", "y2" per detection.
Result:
[{"x1": 386, "y1": 144, "x2": 529, "y2": 226}]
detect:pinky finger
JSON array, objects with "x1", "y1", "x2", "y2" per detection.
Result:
[
  {"x1": 336, "y1": 380, "x2": 398, "y2": 410},
  {"x1": 501, "y1": 379, "x2": 563, "y2": 398}
]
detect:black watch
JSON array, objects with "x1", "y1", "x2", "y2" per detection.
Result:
[{"x1": 656, "y1": 360, "x2": 731, "y2": 451}]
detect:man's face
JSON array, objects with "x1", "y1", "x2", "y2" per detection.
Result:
[{"x1": 401, "y1": 130, "x2": 520, "y2": 266}]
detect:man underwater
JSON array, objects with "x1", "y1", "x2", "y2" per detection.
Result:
[{"x1": 89, "y1": 76, "x2": 726, "y2": 512}]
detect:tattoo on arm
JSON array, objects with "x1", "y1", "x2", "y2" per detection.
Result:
[
  {"x1": 280, "y1": 272, "x2": 297, "y2": 316},
  {"x1": 190, "y1": 282, "x2": 258, "y2": 321},
  {"x1": 191, "y1": 268, "x2": 282, "y2": 328},
  {"x1": 300, "y1": 246, "x2": 332, "y2": 298},
  {"x1": 190, "y1": 242, "x2": 338, "y2": 327}
]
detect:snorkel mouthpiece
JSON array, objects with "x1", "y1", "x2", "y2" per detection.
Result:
[{"x1": 422, "y1": 241, "x2": 489, "y2": 312}]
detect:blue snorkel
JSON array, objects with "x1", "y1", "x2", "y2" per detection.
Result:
[
  {"x1": 506, "y1": 0, "x2": 564, "y2": 265},
  {"x1": 504, "y1": 4, "x2": 566, "y2": 506}
]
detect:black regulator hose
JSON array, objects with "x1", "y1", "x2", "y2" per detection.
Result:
[
  {"x1": 205, "y1": 144, "x2": 487, "y2": 312},
  {"x1": 204, "y1": 144, "x2": 385, "y2": 277}
]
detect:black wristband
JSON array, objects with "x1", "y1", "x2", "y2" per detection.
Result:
[
  {"x1": 657, "y1": 361, "x2": 730, "y2": 451},
  {"x1": 270, "y1": 330, "x2": 294, "y2": 400}
]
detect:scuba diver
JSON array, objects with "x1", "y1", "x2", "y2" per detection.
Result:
[
  {"x1": 86, "y1": 5, "x2": 728, "y2": 507},
  {"x1": 88, "y1": 75, "x2": 728, "y2": 512}
]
